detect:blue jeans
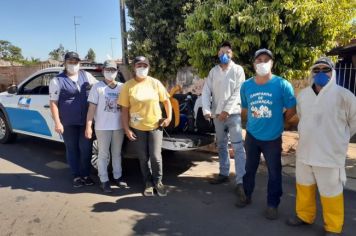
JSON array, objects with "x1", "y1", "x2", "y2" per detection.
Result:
[
  {"x1": 62, "y1": 125, "x2": 93, "y2": 178},
  {"x1": 243, "y1": 132, "x2": 282, "y2": 208},
  {"x1": 213, "y1": 114, "x2": 246, "y2": 184}
]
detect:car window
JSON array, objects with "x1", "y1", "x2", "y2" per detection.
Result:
[
  {"x1": 85, "y1": 69, "x2": 105, "y2": 81},
  {"x1": 19, "y1": 72, "x2": 59, "y2": 95},
  {"x1": 84, "y1": 68, "x2": 126, "y2": 83}
]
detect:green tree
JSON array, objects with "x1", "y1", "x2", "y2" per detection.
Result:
[
  {"x1": 21, "y1": 57, "x2": 41, "y2": 66},
  {"x1": 48, "y1": 44, "x2": 67, "y2": 61},
  {"x1": 126, "y1": 0, "x2": 200, "y2": 80},
  {"x1": 0, "y1": 40, "x2": 24, "y2": 61},
  {"x1": 178, "y1": 0, "x2": 355, "y2": 79},
  {"x1": 85, "y1": 48, "x2": 96, "y2": 62}
]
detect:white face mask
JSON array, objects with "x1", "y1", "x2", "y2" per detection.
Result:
[
  {"x1": 66, "y1": 64, "x2": 80, "y2": 75},
  {"x1": 255, "y1": 61, "x2": 272, "y2": 76},
  {"x1": 103, "y1": 71, "x2": 117, "y2": 81},
  {"x1": 135, "y1": 67, "x2": 149, "y2": 78}
]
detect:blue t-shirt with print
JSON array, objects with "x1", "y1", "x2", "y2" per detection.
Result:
[{"x1": 240, "y1": 75, "x2": 296, "y2": 141}]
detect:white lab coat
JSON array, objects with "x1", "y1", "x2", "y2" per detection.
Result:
[
  {"x1": 202, "y1": 61, "x2": 245, "y2": 116},
  {"x1": 296, "y1": 71, "x2": 356, "y2": 168}
]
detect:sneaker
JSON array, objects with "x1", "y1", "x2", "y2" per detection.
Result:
[
  {"x1": 82, "y1": 176, "x2": 95, "y2": 186},
  {"x1": 100, "y1": 181, "x2": 112, "y2": 193},
  {"x1": 234, "y1": 184, "x2": 248, "y2": 207},
  {"x1": 235, "y1": 195, "x2": 251, "y2": 208},
  {"x1": 143, "y1": 182, "x2": 154, "y2": 197},
  {"x1": 286, "y1": 215, "x2": 310, "y2": 227},
  {"x1": 73, "y1": 177, "x2": 84, "y2": 188},
  {"x1": 154, "y1": 182, "x2": 168, "y2": 197},
  {"x1": 264, "y1": 207, "x2": 278, "y2": 220},
  {"x1": 209, "y1": 174, "x2": 230, "y2": 184},
  {"x1": 114, "y1": 177, "x2": 129, "y2": 188}
]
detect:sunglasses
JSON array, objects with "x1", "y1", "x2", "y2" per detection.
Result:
[{"x1": 312, "y1": 67, "x2": 332, "y2": 73}]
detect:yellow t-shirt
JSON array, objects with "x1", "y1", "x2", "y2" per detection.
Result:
[{"x1": 118, "y1": 76, "x2": 170, "y2": 131}]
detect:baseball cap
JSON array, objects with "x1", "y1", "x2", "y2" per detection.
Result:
[
  {"x1": 133, "y1": 56, "x2": 149, "y2": 66},
  {"x1": 64, "y1": 51, "x2": 81, "y2": 61},
  {"x1": 103, "y1": 60, "x2": 117, "y2": 69},
  {"x1": 311, "y1": 57, "x2": 335, "y2": 69},
  {"x1": 254, "y1": 48, "x2": 273, "y2": 60}
]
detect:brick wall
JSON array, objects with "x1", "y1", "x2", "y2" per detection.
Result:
[{"x1": 0, "y1": 66, "x2": 42, "y2": 92}]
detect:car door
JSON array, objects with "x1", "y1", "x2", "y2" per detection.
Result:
[{"x1": 4, "y1": 71, "x2": 62, "y2": 142}]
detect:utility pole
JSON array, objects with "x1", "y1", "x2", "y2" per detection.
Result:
[
  {"x1": 119, "y1": 0, "x2": 128, "y2": 64},
  {"x1": 110, "y1": 37, "x2": 117, "y2": 59},
  {"x1": 74, "y1": 16, "x2": 81, "y2": 53}
]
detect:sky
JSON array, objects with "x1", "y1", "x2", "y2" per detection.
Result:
[{"x1": 0, "y1": 0, "x2": 128, "y2": 62}]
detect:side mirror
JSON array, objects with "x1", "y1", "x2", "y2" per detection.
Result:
[{"x1": 7, "y1": 85, "x2": 18, "y2": 94}]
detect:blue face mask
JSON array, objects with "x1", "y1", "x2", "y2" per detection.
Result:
[
  {"x1": 313, "y1": 72, "x2": 330, "y2": 87},
  {"x1": 219, "y1": 53, "x2": 230, "y2": 64}
]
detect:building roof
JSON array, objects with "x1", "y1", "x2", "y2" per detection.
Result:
[{"x1": 327, "y1": 39, "x2": 356, "y2": 56}]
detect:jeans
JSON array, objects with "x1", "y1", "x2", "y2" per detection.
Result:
[
  {"x1": 131, "y1": 128, "x2": 163, "y2": 185},
  {"x1": 243, "y1": 131, "x2": 283, "y2": 208},
  {"x1": 95, "y1": 129, "x2": 124, "y2": 183},
  {"x1": 62, "y1": 125, "x2": 93, "y2": 178},
  {"x1": 213, "y1": 114, "x2": 246, "y2": 184}
]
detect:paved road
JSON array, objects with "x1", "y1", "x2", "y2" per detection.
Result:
[{"x1": 0, "y1": 135, "x2": 355, "y2": 236}]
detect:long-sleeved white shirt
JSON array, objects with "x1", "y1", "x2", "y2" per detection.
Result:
[
  {"x1": 296, "y1": 72, "x2": 356, "y2": 168},
  {"x1": 202, "y1": 61, "x2": 245, "y2": 116}
]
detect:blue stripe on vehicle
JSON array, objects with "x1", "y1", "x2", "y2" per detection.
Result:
[{"x1": 5, "y1": 107, "x2": 52, "y2": 136}]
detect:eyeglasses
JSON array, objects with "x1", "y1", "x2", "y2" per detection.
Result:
[{"x1": 312, "y1": 67, "x2": 332, "y2": 73}]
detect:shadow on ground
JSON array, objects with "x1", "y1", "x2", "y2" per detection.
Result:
[
  {"x1": 0, "y1": 135, "x2": 212, "y2": 195},
  {"x1": 1, "y1": 135, "x2": 356, "y2": 236}
]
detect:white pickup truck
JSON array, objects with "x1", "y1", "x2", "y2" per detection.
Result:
[{"x1": 0, "y1": 66, "x2": 215, "y2": 165}]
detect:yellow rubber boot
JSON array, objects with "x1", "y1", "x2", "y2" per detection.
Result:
[
  {"x1": 296, "y1": 183, "x2": 317, "y2": 224},
  {"x1": 320, "y1": 193, "x2": 344, "y2": 233}
]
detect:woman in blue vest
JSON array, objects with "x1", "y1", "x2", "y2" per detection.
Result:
[{"x1": 49, "y1": 52, "x2": 98, "y2": 187}]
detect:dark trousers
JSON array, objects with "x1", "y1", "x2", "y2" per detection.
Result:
[
  {"x1": 131, "y1": 128, "x2": 163, "y2": 185},
  {"x1": 243, "y1": 132, "x2": 283, "y2": 208},
  {"x1": 62, "y1": 125, "x2": 93, "y2": 178}
]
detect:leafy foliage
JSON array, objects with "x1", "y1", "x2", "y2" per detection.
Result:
[
  {"x1": 126, "y1": 0, "x2": 201, "y2": 80},
  {"x1": 178, "y1": 0, "x2": 356, "y2": 79},
  {"x1": 48, "y1": 44, "x2": 68, "y2": 61},
  {"x1": 85, "y1": 48, "x2": 96, "y2": 62},
  {"x1": 0, "y1": 40, "x2": 24, "y2": 61}
]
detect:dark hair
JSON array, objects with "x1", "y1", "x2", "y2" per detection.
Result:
[{"x1": 220, "y1": 41, "x2": 232, "y2": 50}]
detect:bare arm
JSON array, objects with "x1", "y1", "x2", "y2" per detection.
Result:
[
  {"x1": 284, "y1": 106, "x2": 297, "y2": 122},
  {"x1": 85, "y1": 103, "x2": 96, "y2": 139},
  {"x1": 50, "y1": 100, "x2": 64, "y2": 134},
  {"x1": 160, "y1": 99, "x2": 172, "y2": 127},
  {"x1": 241, "y1": 108, "x2": 248, "y2": 124},
  {"x1": 121, "y1": 106, "x2": 136, "y2": 141}
]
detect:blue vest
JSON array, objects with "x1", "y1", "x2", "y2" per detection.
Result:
[{"x1": 57, "y1": 70, "x2": 90, "y2": 126}]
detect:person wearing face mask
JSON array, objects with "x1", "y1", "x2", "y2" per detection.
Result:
[
  {"x1": 201, "y1": 41, "x2": 247, "y2": 202},
  {"x1": 85, "y1": 60, "x2": 128, "y2": 193},
  {"x1": 49, "y1": 51, "x2": 98, "y2": 188},
  {"x1": 237, "y1": 49, "x2": 297, "y2": 220},
  {"x1": 286, "y1": 57, "x2": 356, "y2": 235},
  {"x1": 118, "y1": 56, "x2": 172, "y2": 197}
]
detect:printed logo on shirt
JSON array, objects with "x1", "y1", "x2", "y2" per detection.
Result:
[
  {"x1": 130, "y1": 113, "x2": 143, "y2": 125},
  {"x1": 249, "y1": 92, "x2": 273, "y2": 119},
  {"x1": 104, "y1": 96, "x2": 118, "y2": 113}
]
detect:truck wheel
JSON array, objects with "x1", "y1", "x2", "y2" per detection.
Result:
[{"x1": 0, "y1": 112, "x2": 17, "y2": 144}]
